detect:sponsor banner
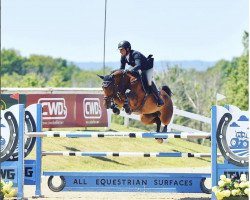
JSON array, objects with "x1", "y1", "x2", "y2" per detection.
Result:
[
  {"x1": 26, "y1": 94, "x2": 76, "y2": 128},
  {"x1": 26, "y1": 94, "x2": 108, "y2": 128},
  {"x1": 76, "y1": 94, "x2": 108, "y2": 127}
]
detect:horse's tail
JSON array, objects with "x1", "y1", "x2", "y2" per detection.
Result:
[{"x1": 161, "y1": 85, "x2": 173, "y2": 97}]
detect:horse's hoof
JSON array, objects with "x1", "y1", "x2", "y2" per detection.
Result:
[
  {"x1": 155, "y1": 138, "x2": 163, "y2": 144},
  {"x1": 113, "y1": 108, "x2": 120, "y2": 115},
  {"x1": 162, "y1": 138, "x2": 168, "y2": 143},
  {"x1": 125, "y1": 109, "x2": 132, "y2": 115},
  {"x1": 115, "y1": 110, "x2": 120, "y2": 115},
  {"x1": 155, "y1": 138, "x2": 168, "y2": 144}
]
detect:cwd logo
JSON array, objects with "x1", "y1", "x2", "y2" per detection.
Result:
[
  {"x1": 83, "y1": 98, "x2": 102, "y2": 119},
  {"x1": 38, "y1": 98, "x2": 67, "y2": 120}
]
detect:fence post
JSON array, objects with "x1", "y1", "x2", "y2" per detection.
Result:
[
  {"x1": 107, "y1": 109, "x2": 112, "y2": 129},
  {"x1": 124, "y1": 116, "x2": 129, "y2": 127}
]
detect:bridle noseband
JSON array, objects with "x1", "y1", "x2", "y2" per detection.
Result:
[{"x1": 102, "y1": 72, "x2": 126, "y2": 106}]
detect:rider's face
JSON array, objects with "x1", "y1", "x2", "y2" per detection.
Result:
[{"x1": 119, "y1": 48, "x2": 127, "y2": 57}]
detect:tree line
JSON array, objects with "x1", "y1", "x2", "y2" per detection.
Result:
[{"x1": 1, "y1": 32, "x2": 248, "y2": 125}]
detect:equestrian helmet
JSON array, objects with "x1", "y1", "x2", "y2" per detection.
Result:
[{"x1": 118, "y1": 40, "x2": 131, "y2": 50}]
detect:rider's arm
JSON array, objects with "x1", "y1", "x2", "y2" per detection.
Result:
[
  {"x1": 120, "y1": 57, "x2": 126, "y2": 69},
  {"x1": 132, "y1": 53, "x2": 142, "y2": 71}
]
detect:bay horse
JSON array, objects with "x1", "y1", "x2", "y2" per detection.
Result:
[{"x1": 98, "y1": 69, "x2": 173, "y2": 140}]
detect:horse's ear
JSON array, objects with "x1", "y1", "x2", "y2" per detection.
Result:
[{"x1": 97, "y1": 75, "x2": 104, "y2": 80}]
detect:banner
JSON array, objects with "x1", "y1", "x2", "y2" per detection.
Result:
[{"x1": 25, "y1": 94, "x2": 108, "y2": 128}]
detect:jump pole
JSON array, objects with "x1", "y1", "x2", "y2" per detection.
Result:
[
  {"x1": 42, "y1": 151, "x2": 220, "y2": 158},
  {"x1": 26, "y1": 131, "x2": 210, "y2": 139}
]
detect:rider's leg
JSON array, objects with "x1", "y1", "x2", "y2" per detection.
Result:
[
  {"x1": 150, "y1": 82, "x2": 164, "y2": 107},
  {"x1": 141, "y1": 71, "x2": 150, "y2": 94},
  {"x1": 146, "y1": 68, "x2": 164, "y2": 107}
]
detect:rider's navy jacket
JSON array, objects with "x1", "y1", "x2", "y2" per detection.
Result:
[{"x1": 120, "y1": 50, "x2": 151, "y2": 71}]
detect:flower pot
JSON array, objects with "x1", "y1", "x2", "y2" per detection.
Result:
[
  {"x1": 0, "y1": 194, "x2": 3, "y2": 200},
  {"x1": 222, "y1": 197, "x2": 248, "y2": 200}
]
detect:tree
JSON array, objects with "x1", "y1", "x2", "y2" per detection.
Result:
[
  {"x1": 1, "y1": 73, "x2": 45, "y2": 87},
  {"x1": 1, "y1": 49, "x2": 26, "y2": 75},
  {"x1": 223, "y1": 31, "x2": 249, "y2": 110}
]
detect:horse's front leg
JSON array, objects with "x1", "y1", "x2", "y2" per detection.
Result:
[
  {"x1": 123, "y1": 89, "x2": 132, "y2": 115},
  {"x1": 110, "y1": 102, "x2": 120, "y2": 115}
]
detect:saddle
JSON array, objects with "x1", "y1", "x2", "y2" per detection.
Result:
[{"x1": 128, "y1": 70, "x2": 150, "y2": 95}]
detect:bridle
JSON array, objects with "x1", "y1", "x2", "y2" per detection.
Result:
[{"x1": 102, "y1": 72, "x2": 126, "y2": 107}]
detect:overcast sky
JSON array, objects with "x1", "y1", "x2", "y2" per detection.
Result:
[{"x1": 2, "y1": 0, "x2": 249, "y2": 62}]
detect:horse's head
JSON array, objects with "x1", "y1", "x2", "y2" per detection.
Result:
[{"x1": 98, "y1": 70, "x2": 128, "y2": 109}]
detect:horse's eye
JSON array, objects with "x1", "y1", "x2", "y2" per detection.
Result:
[{"x1": 102, "y1": 81, "x2": 112, "y2": 88}]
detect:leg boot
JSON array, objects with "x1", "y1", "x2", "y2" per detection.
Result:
[
  {"x1": 150, "y1": 82, "x2": 164, "y2": 107},
  {"x1": 141, "y1": 71, "x2": 150, "y2": 94}
]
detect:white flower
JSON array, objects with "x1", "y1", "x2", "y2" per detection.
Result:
[
  {"x1": 240, "y1": 174, "x2": 247, "y2": 182},
  {"x1": 215, "y1": 174, "x2": 249, "y2": 199},
  {"x1": 244, "y1": 188, "x2": 249, "y2": 196},
  {"x1": 231, "y1": 189, "x2": 238, "y2": 196},
  {"x1": 234, "y1": 182, "x2": 240, "y2": 188},
  {"x1": 223, "y1": 190, "x2": 231, "y2": 197},
  {"x1": 218, "y1": 180, "x2": 225, "y2": 187},
  {"x1": 2, "y1": 183, "x2": 12, "y2": 193},
  {"x1": 215, "y1": 191, "x2": 224, "y2": 200},
  {"x1": 240, "y1": 181, "x2": 247, "y2": 188},
  {"x1": 225, "y1": 178, "x2": 231, "y2": 183},
  {"x1": 245, "y1": 181, "x2": 249, "y2": 188},
  {"x1": 220, "y1": 175, "x2": 227, "y2": 181},
  {"x1": 212, "y1": 186, "x2": 218, "y2": 193}
]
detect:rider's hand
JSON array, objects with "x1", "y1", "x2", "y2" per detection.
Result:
[{"x1": 130, "y1": 69, "x2": 140, "y2": 76}]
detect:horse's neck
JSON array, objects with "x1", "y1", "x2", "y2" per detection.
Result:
[
  {"x1": 128, "y1": 76, "x2": 147, "y2": 109},
  {"x1": 117, "y1": 75, "x2": 130, "y2": 94}
]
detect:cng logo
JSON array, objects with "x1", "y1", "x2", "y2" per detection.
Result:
[
  {"x1": 38, "y1": 98, "x2": 67, "y2": 120},
  {"x1": 83, "y1": 98, "x2": 102, "y2": 119}
]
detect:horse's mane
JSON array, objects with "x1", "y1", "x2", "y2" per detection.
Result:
[
  {"x1": 110, "y1": 69, "x2": 124, "y2": 76},
  {"x1": 110, "y1": 69, "x2": 138, "y2": 79}
]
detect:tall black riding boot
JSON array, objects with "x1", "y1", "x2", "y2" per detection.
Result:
[
  {"x1": 150, "y1": 82, "x2": 164, "y2": 107},
  {"x1": 141, "y1": 72, "x2": 150, "y2": 94}
]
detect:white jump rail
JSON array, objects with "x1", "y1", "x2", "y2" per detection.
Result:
[
  {"x1": 26, "y1": 131, "x2": 211, "y2": 139},
  {"x1": 42, "y1": 151, "x2": 220, "y2": 158}
]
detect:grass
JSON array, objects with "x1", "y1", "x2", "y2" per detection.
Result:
[{"x1": 26, "y1": 123, "x2": 218, "y2": 171}]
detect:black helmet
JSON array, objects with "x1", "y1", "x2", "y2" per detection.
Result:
[{"x1": 118, "y1": 40, "x2": 131, "y2": 50}]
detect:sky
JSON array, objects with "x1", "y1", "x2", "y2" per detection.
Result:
[{"x1": 2, "y1": 0, "x2": 249, "y2": 62}]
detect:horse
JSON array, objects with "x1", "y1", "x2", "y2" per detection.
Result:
[{"x1": 98, "y1": 69, "x2": 173, "y2": 139}]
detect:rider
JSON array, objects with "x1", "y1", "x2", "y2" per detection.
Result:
[{"x1": 118, "y1": 40, "x2": 164, "y2": 107}]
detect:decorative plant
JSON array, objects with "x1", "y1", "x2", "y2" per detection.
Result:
[
  {"x1": 212, "y1": 174, "x2": 249, "y2": 200},
  {"x1": 0, "y1": 180, "x2": 17, "y2": 199}
]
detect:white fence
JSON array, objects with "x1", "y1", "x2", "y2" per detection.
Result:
[{"x1": 109, "y1": 107, "x2": 211, "y2": 135}]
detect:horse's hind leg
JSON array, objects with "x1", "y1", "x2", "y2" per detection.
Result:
[
  {"x1": 160, "y1": 125, "x2": 168, "y2": 143},
  {"x1": 155, "y1": 117, "x2": 161, "y2": 132},
  {"x1": 155, "y1": 117, "x2": 164, "y2": 144},
  {"x1": 162, "y1": 125, "x2": 168, "y2": 133}
]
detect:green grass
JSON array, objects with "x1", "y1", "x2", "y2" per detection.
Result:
[{"x1": 26, "y1": 123, "x2": 219, "y2": 171}]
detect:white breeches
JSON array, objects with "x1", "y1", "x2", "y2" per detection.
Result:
[
  {"x1": 145, "y1": 68, "x2": 154, "y2": 86},
  {"x1": 128, "y1": 67, "x2": 154, "y2": 86}
]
